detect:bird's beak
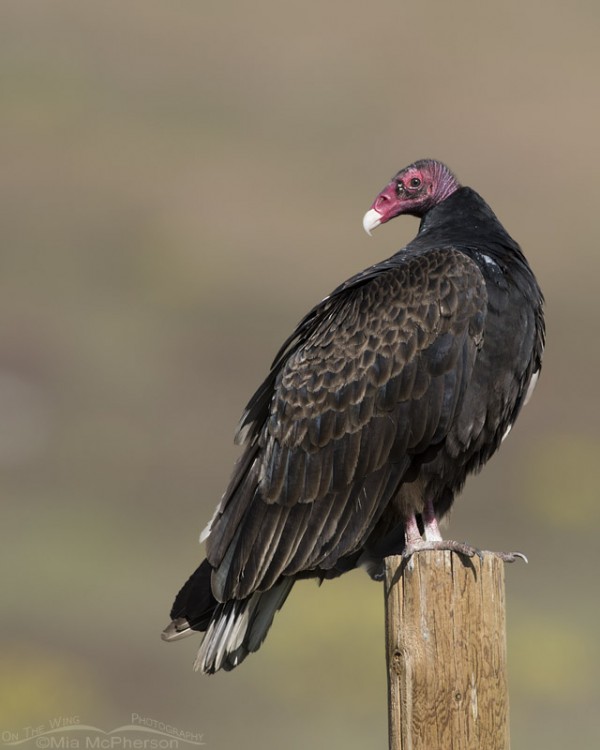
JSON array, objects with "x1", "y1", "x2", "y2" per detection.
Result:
[
  {"x1": 362, "y1": 208, "x2": 383, "y2": 236},
  {"x1": 362, "y1": 181, "x2": 401, "y2": 236}
]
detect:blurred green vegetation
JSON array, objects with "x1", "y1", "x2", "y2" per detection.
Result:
[{"x1": 2, "y1": 1, "x2": 599, "y2": 748}]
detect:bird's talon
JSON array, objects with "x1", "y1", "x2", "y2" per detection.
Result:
[
  {"x1": 482, "y1": 550, "x2": 529, "y2": 564},
  {"x1": 504, "y1": 551, "x2": 528, "y2": 564}
]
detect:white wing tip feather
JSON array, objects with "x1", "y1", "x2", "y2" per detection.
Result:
[
  {"x1": 234, "y1": 416, "x2": 252, "y2": 446},
  {"x1": 199, "y1": 504, "x2": 220, "y2": 543},
  {"x1": 161, "y1": 617, "x2": 194, "y2": 642},
  {"x1": 524, "y1": 370, "x2": 540, "y2": 406}
]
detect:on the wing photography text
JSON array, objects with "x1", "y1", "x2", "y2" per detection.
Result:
[{"x1": 1, "y1": 715, "x2": 204, "y2": 749}]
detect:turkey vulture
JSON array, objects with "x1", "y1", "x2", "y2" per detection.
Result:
[{"x1": 162, "y1": 159, "x2": 545, "y2": 673}]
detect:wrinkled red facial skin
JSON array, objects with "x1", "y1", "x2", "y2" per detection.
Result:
[
  {"x1": 369, "y1": 161, "x2": 460, "y2": 223},
  {"x1": 370, "y1": 181, "x2": 417, "y2": 223}
]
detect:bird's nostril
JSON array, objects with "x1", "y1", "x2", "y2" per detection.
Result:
[{"x1": 375, "y1": 193, "x2": 391, "y2": 209}]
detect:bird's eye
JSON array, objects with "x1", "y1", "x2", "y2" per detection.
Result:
[{"x1": 409, "y1": 177, "x2": 422, "y2": 188}]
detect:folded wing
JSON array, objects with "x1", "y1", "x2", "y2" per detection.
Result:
[{"x1": 205, "y1": 248, "x2": 487, "y2": 600}]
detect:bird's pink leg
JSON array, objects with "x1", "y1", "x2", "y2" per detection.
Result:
[
  {"x1": 422, "y1": 498, "x2": 443, "y2": 542},
  {"x1": 404, "y1": 513, "x2": 424, "y2": 547}
]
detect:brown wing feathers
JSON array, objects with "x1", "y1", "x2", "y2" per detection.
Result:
[{"x1": 205, "y1": 249, "x2": 486, "y2": 600}]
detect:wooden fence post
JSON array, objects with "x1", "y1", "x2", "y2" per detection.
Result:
[{"x1": 384, "y1": 551, "x2": 510, "y2": 750}]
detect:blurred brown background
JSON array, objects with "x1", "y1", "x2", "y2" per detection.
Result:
[{"x1": 2, "y1": 1, "x2": 599, "y2": 748}]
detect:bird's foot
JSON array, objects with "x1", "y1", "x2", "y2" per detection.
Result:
[
  {"x1": 401, "y1": 540, "x2": 528, "y2": 564},
  {"x1": 402, "y1": 538, "x2": 484, "y2": 560}
]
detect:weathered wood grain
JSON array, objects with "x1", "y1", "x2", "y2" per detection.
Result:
[{"x1": 384, "y1": 552, "x2": 510, "y2": 750}]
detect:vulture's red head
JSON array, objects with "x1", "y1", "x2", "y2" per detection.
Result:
[{"x1": 363, "y1": 159, "x2": 460, "y2": 234}]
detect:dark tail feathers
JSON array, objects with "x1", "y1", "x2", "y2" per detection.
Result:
[{"x1": 161, "y1": 559, "x2": 294, "y2": 673}]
